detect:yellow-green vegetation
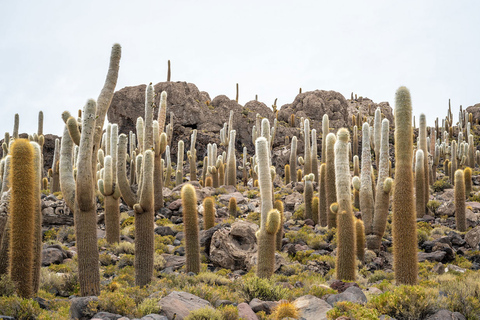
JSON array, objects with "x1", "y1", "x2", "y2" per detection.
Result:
[
  {"x1": 327, "y1": 301, "x2": 380, "y2": 320},
  {"x1": 368, "y1": 285, "x2": 440, "y2": 319},
  {"x1": 426, "y1": 200, "x2": 442, "y2": 214},
  {"x1": 432, "y1": 176, "x2": 452, "y2": 192},
  {"x1": 240, "y1": 276, "x2": 289, "y2": 301},
  {"x1": 270, "y1": 300, "x2": 299, "y2": 320},
  {"x1": 184, "y1": 306, "x2": 222, "y2": 320}
]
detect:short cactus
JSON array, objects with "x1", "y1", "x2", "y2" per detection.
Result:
[
  {"x1": 454, "y1": 169, "x2": 466, "y2": 232},
  {"x1": 203, "y1": 197, "x2": 215, "y2": 230}
]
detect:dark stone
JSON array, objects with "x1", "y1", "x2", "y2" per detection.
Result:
[
  {"x1": 154, "y1": 226, "x2": 176, "y2": 237},
  {"x1": 329, "y1": 280, "x2": 360, "y2": 293}
]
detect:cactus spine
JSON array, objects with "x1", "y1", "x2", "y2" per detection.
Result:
[
  {"x1": 415, "y1": 150, "x2": 425, "y2": 218},
  {"x1": 464, "y1": 167, "x2": 472, "y2": 197},
  {"x1": 203, "y1": 197, "x2": 215, "y2": 230},
  {"x1": 304, "y1": 173, "x2": 314, "y2": 220},
  {"x1": 226, "y1": 130, "x2": 237, "y2": 186},
  {"x1": 255, "y1": 137, "x2": 279, "y2": 278},
  {"x1": 319, "y1": 163, "x2": 328, "y2": 227},
  {"x1": 454, "y1": 169, "x2": 466, "y2": 232},
  {"x1": 355, "y1": 218, "x2": 365, "y2": 263},
  {"x1": 176, "y1": 140, "x2": 184, "y2": 186},
  {"x1": 289, "y1": 136, "x2": 297, "y2": 183},
  {"x1": 228, "y1": 197, "x2": 238, "y2": 217},
  {"x1": 303, "y1": 119, "x2": 312, "y2": 175},
  {"x1": 182, "y1": 184, "x2": 200, "y2": 273},
  {"x1": 418, "y1": 114, "x2": 429, "y2": 214},
  {"x1": 9, "y1": 139, "x2": 35, "y2": 298},
  {"x1": 392, "y1": 86, "x2": 418, "y2": 285},
  {"x1": 326, "y1": 133, "x2": 337, "y2": 228},
  {"x1": 334, "y1": 128, "x2": 356, "y2": 281},
  {"x1": 321, "y1": 114, "x2": 329, "y2": 163},
  {"x1": 359, "y1": 122, "x2": 374, "y2": 238},
  {"x1": 274, "y1": 200, "x2": 284, "y2": 251}
]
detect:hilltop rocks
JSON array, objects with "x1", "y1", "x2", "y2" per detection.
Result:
[
  {"x1": 466, "y1": 103, "x2": 480, "y2": 122},
  {"x1": 278, "y1": 90, "x2": 350, "y2": 132}
]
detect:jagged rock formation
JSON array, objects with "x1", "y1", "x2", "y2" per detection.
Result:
[{"x1": 466, "y1": 103, "x2": 480, "y2": 122}]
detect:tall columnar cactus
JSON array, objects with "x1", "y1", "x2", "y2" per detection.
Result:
[
  {"x1": 226, "y1": 130, "x2": 237, "y2": 186},
  {"x1": 359, "y1": 122, "x2": 374, "y2": 237},
  {"x1": 154, "y1": 91, "x2": 168, "y2": 210},
  {"x1": 188, "y1": 129, "x2": 197, "y2": 181},
  {"x1": 203, "y1": 196, "x2": 215, "y2": 230},
  {"x1": 182, "y1": 183, "x2": 200, "y2": 273},
  {"x1": 418, "y1": 114, "x2": 429, "y2": 214},
  {"x1": 51, "y1": 138, "x2": 60, "y2": 193},
  {"x1": 9, "y1": 139, "x2": 35, "y2": 298},
  {"x1": 355, "y1": 218, "x2": 365, "y2": 263},
  {"x1": 468, "y1": 134, "x2": 475, "y2": 168},
  {"x1": 312, "y1": 196, "x2": 319, "y2": 226},
  {"x1": 165, "y1": 145, "x2": 172, "y2": 187},
  {"x1": 454, "y1": 169, "x2": 466, "y2": 232},
  {"x1": 304, "y1": 173, "x2": 314, "y2": 221},
  {"x1": 284, "y1": 164, "x2": 291, "y2": 184},
  {"x1": 321, "y1": 114, "x2": 329, "y2": 163},
  {"x1": 366, "y1": 119, "x2": 393, "y2": 251},
  {"x1": 255, "y1": 137, "x2": 279, "y2": 278},
  {"x1": 289, "y1": 136, "x2": 297, "y2": 183},
  {"x1": 392, "y1": 86, "x2": 418, "y2": 285},
  {"x1": 60, "y1": 44, "x2": 121, "y2": 297},
  {"x1": 303, "y1": 119, "x2": 312, "y2": 175},
  {"x1": 176, "y1": 140, "x2": 184, "y2": 186},
  {"x1": 415, "y1": 150, "x2": 426, "y2": 218},
  {"x1": 373, "y1": 108, "x2": 382, "y2": 168},
  {"x1": 326, "y1": 133, "x2": 337, "y2": 229},
  {"x1": 311, "y1": 129, "x2": 319, "y2": 184},
  {"x1": 451, "y1": 140, "x2": 457, "y2": 183},
  {"x1": 30, "y1": 142, "x2": 42, "y2": 294},
  {"x1": 98, "y1": 124, "x2": 122, "y2": 244},
  {"x1": 274, "y1": 200, "x2": 284, "y2": 251},
  {"x1": 353, "y1": 125, "x2": 359, "y2": 157},
  {"x1": 319, "y1": 163, "x2": 328, "y2": 227},
  {"x1": 13, "y1": 113, "x2": 19, "y2": 139},
  {"x1": 334, "y1": 128, "x2": 356, "y2": 281}
]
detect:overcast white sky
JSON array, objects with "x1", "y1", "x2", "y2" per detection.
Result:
[{"x1": 1, "y1": 0, "x2": 479, "y2": 136}]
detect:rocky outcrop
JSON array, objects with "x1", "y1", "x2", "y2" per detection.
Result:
[
  {"x1": 466, "y1": 103, "x2": 480, "y2": 122},
  {"x1": 346, "y1": 97, "x2": 394, "y2": 126},
  {"x1": 278, "y1": 90, "x2": 350, "y2": 132}
]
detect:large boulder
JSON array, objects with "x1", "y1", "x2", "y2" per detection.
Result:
[
  {"x1": 157, "y1": 291, "x2": 212, "y2": 320},
  {"x1": 466, "y1": 103, "x2": 480, "y2": 122}
]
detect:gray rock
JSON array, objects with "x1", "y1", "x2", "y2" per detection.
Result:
[
  {"x1": 465, "y1": 226, "x2": 480, "y2": 249},
  {"x1": 42, "y1": 247, "x2": 64, "y2": 266},
  {"x1": 157, "y1": 291, "x2": 211, "y2": 320},
  {"x1": 284, "y1": 192, "x2": 303, "y2": 211},
  {"x1": 418, "y1": 251, "x2": 447, "y2": 262},
  {"x1": 326, "y1": 286, "x2": 367, "y2": 306},
  {"x1": 218, "y1": 192, "x2": 246, "y2": 205},
  {"x1": 294, "y1": 295, "x2": 332, "y2": 320},
  {"x1": 437, "y1": 201, "x2": 455, "y2": 216},
  {"x1": 446, "y1": 264, "x2": 466, "y2": 273},
  {"x1": 69, "y1": 296, "x2": 98, "y2": 320},
  {"x1": 248, "y1": 298, "x2": 277, "y2": 314},
  {"x1": 425, "y1": 309, "x2": 466, "y2": 320},
  {"x1": 140, "y1": 315, "x2": 168, "y2": 320},
  {"x1": 209, "y1": 221, "x2": 258, "y2": 271},
  {"x1": 154, "y1": 226, "x2": 176, "y2": 237},
  {"x1": 161, "y1": 254, "x2": 186, "y2": 271},
  {"x1": 237, "y1": 302, "x2": 259, "y2": 320},
  {"x1": 91, "y1": 312, "x2": 123, "y2": 320}
]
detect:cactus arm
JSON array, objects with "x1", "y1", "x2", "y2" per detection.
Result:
[
  {"x1": 117, "y1": 134, "x2": 137, "y2": 208},
  {"x1": 59, "y1": 125, "x2": 76, "y2": 210}
]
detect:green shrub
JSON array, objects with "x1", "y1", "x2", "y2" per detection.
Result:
[
  {"x1": 327, "y1": 301, "x2": 380, "y2": 320},
  {"x1": 368, "y1": 285, "x2": 440, "y2": 319},
  {"x1": 0, "y1": 296, "x2": 42, "y2": 320},
  {"x1": 134, "y1": 297, "x2": 162, "y2": 317},
  {"x1": 121, "y1": 216, "x2": 135, "y2": 228},
  {"x1": 368, "y1": 270, "x2": 394, "y2": 284},
  {"x1": 99, "y1": 253, "x2": 116, "y2": 266},
  {"x1": 184, "y1": 306, "x2": 222, "y2": 320},
  {"x1": 114, "y1": 241, "x2": 135, "y2": 255},
  {"x1": 240, "y1": 276, "x2": 288, "y2": 301},
  {"x1": 432, "y1": 177, "x2": 452, "y2": 192},
  {"x1": 436, "y1": 272, "x2": 480, "y2": 320},
  {"x1": 94, "y1": 290, "x2": 137, "y2": 317},
  {"x1": 308, "y1": 285, "x2": 337, "y2": 298},
  {"x1": 427, "y1": 200, "x2": 441, "y2": 213},
  {"x1": 217, "y1": 304, "x2": 239, "y2": 320},
  {"x1": 0, "y1": 274, "x2": 16, "y2": 296},
  {"x1": 118, "y1": 254, "x2": 135, "y2": 269}
]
